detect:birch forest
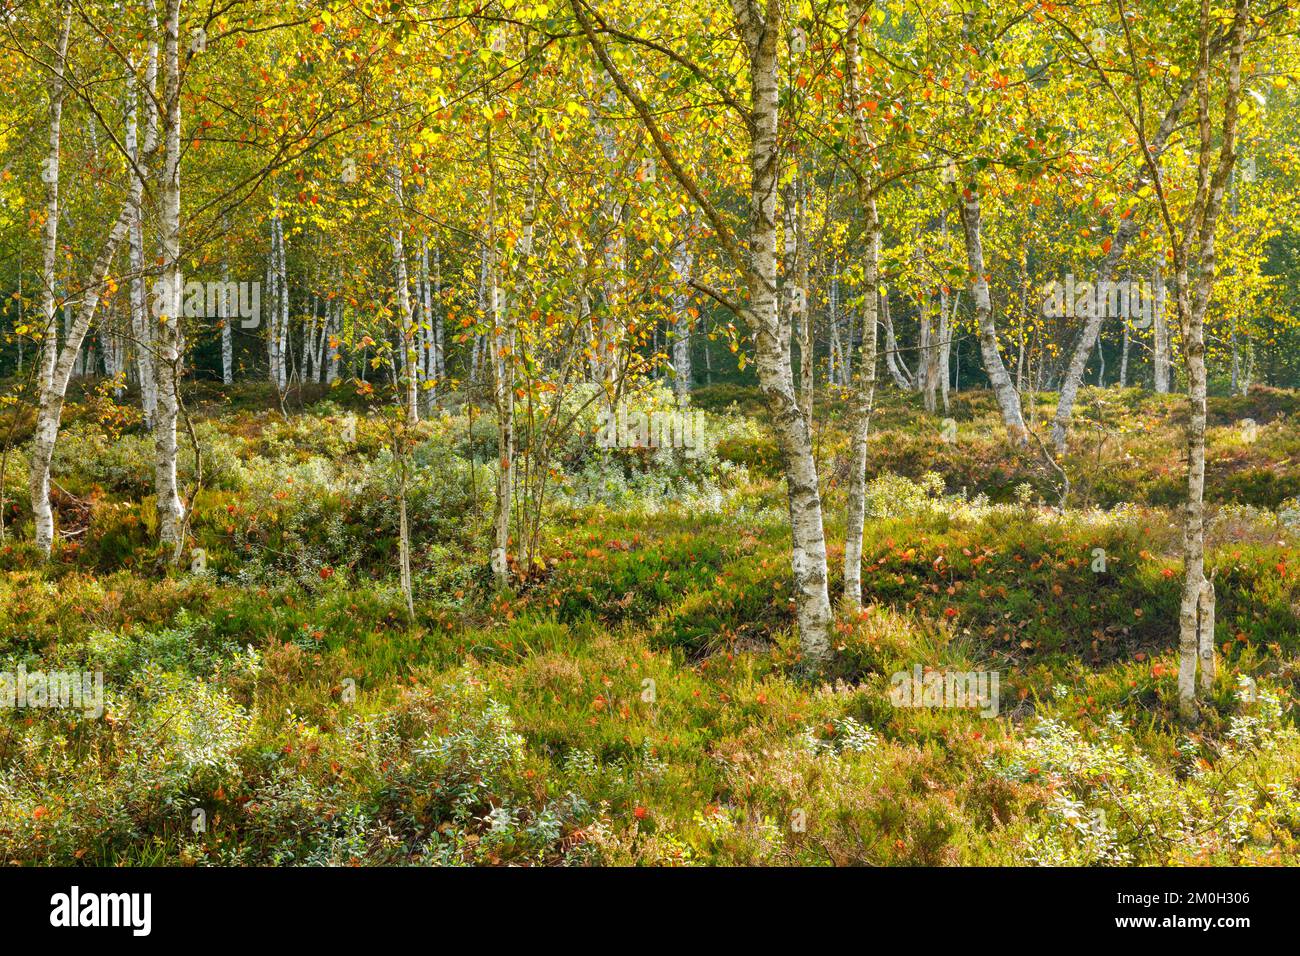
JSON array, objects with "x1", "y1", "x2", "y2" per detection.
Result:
[{"x1": 4, "y1": 0, "x2": 1300, "y2": 881}]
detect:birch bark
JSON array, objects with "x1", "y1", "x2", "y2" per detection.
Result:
[
  {"x1": 956, "y1": 186, "x2": 1026, "y2": 442},
  {"x1": 152, "y1": 0, "x2": 185, "y2": 552}
]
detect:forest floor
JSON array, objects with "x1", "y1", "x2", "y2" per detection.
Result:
[{"x1": 2, "y1": 379, "x2": 1299, "y2": 865}]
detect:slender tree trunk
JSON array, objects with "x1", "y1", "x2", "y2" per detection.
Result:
[
  {"x1": 594, "y1": 91, "x2": 623, "y2": 392},
  {"x1": 671, "y1": 224, "x2": 694, "y2": 402},
  {"x1": 129, "y1": 38, "x2": 158, "y2": 424},
  {"x1": 267, "y1": 213, "x2": 288, "y2": 390},
  {"x1": 1119, "y1": 311, "x2": 1131, "y2": 388},
  {"x1": 795, "y1": 180, "x2": 813, "y2": 424},
  {"x1": 956, "y1": 186, "x2": 1026, "y2": 442},
  {"x1": 702, "y1": 312, "x2": 712, "y2": 383},
  {"x1": 36, "y1": 4, "x2": 72, "y2": 403},
  {"x1": 220, "y1": 254, "x2": 233, "y2": 385},
  {"x1": 740, "y1": 4, "x2": 831, "y2": 661},
  {"x1": 276, "y1": 216, "x2": 289, "y2": 390},
  {"x1": 417, "y1": 236, "x2": 434, "y2": 414},
  {"x1": 827, "y1": 269, "x2": 844, "y2": 386},
  {"x1": 302, "y1": 293, "x2": 316, "y2": 384},
  {"x1": 432, "y1": 246, "x2": 445, "y2": 385},
  {"x1": 1015, "y1": 329, "x2": 1026, "y2": 392},
  {"x1": 1173, "y1": 0, "x2": 1249, "y2": 720},
  {"x1": 390, "y1": 152, "x2": 419, "y2": 426},
  {"x1": 939, "y1": 289, "x2": 956, "y2": 413},
  {"x1": 843, "y1": 199, "x2": 879, "y2": 609},
  {"x1": 327, "y1": 299, "x2": 341, "y2": 384},
  {"x1": 29, "y1": 5, "x2": 72, "y2": 553},
  {"x1": 880, "y1": 289, "x2": 911, "y2": 389},
  {"x1": 1153, "y1": 264, "x2": 1170, "y2": 393},
  {"x1": 572, "y1": 0, "x2": 831, "y2": 662},
  {"x1": 843, "y1": 5, "x2": 881, "y2": 609},
  {"x1": 922, "y1": 289, "x2": 941, "y2": 413},
  {"x1": 396, "y1": 438, "x2": 415, "y2": 623},
  {"x1": 153, "y1": 0, "x2": 185, "y2": 554},
  {"x1": 29, "y1": 207, "x2": 135, "y2": 555},
  {"x1": 1177, "y1": 266, "x2": 1211, "y2": 720},
  {"x1": 487, "y1": 128, "x2": 517, "y2": 586}
]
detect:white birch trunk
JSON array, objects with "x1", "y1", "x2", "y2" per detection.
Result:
[
  {"x1": 152, "y1": 0, "x2": 185, "y2": 553},
  {"x1": 738, "y1": 1, "x2": 831, "y2": 660},
  {"x1": 220, "y1": 255, "x2": 233, "y2": 384},
  {"x1": 276, "y1": 215, "x2": 289, "y2": 390},
  {"x1": 1174, "y1": 0, "x2": 1249, "y2": 719},
  {"x1": 956, "y1": 187, "x2": 1026, "y2": 442},
  {"x1": 30, "y1": 206, "x2": 135, "y2": 555},
  {"x1": 671, "y1": 227, "x2": 694, "y2": 401},
  {"x1": 843, "y1": 7, "x2": 881, "y2": 609},
  {"x1": 880, "y1": 289, "x2": 911, "y2": 390},
  {"x1": 843, "y1": 200, "x2": 879, "y2": 609},
  {"x1": 939, "y1": 287, "x2": 956, "y2": 414},
  {"x1": 29, "y1": 6, "x2": 72, "y2": 553},
  {"x1": 389, "y1": 155, "x2": 419, "y2": 426},
  {"x1": 487, "y1": 131, "x2": 514, "y2": 585},
  {"x1": 36, "y1": 5, "x2": 72, "y2": 401},
  {"x1": 1153, "y1": 264, "x2": 1170, "y2": 393}
]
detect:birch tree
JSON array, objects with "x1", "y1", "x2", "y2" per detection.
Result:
[
  {"x1": 571, "y1": 0, "x2": 833, "y2": 662},
  {"x1": 35, "y1": 3, "x2": 71, "y2": 399},
  {"x1": 1104, "y1": 0, "x2": 1258, "y2": 718},
  {"x1": 27, "y1": 3, "x2": 71, "y2": 553},
  {"x1": 152, "y1": 0, "x2": 185, "y2": 554}
]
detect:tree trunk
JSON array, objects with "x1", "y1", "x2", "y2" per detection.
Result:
[
  {"x1": 571, "y1": 0, "x2": 831, "y2": 663},
  {"x1": 796, "y1": 180, "x2": 813, "y2": 424},
  {"x1": 1119, "y1": 276, "x2": 1131, "y2": 389},
  {"x1": 276, "y1": 216, "x2": 289, "y2": 390},
  {"x1": 1153, "y1": 263, "x2": 1170, "y2": 393},
  {"x1": 36, "y1": 4, "x2": 72, "y2": 401},
  {"x1": 939, "y1": 288, "x2": 956, "y2": 414},
  {"x1": 153, "y1": 0, "x2": 185, "y2": 554},
  {"x1": 827, "y1": 270, "x2": 844, "y2": 386},
  {"x1": 1174, "y1": 0, "x2": 1249, "y2": 720},
  {"x1": 956, "y1": 186, "x2": 1026, "y2": 443},
  {"x1": 923, "y1": 290, "x2": 942, "y2": 414},
  {"x1": 671, "y1": 224, "x2": 694, "y2": 402},
  {"x1": 739, "y1": 3, "x2": 831, "y2": 661},
  {"x1": 843, "y1": 199, "x2": 879, "y2": 609},
  {"x1": 220, "y1": 254, "x2": 233, "y2": 384},
  {"x1": 29, "y1": 207, "x2": 135, "y2": 556},
  {"x1": 389, "y1": 156, "x2": 419, "y2": 426},
  {"x1": 302, "y1": 294, "x2": 317, "y2": 384},
  {"x1": 29, "y1": 5, "x2": 72, "y2": 553},
  {"x1": 843, "y1": 3, "x2": 881, "y2": 610},
  {"x1": 487, "y1": 129, "x2": 515, "y2": 586},
  {"x1": 880, "y1": 289, "x2": 911, "y2": 389}
]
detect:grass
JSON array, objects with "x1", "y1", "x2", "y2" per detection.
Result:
[{"x1": 1, "y1": 379, "x2": 1299, "y2": 865}]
